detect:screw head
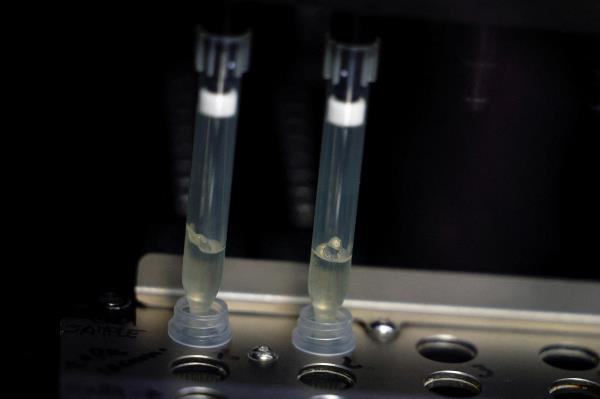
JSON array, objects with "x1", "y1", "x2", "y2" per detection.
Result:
[
  {"x1": 247, "y1": 345, "x2": 278, "y2": 365},
  {"x1": 369, "y1": 319, "x2": 399, "y2": 342},
  {"x1": 96, "y1": 292, "x2": 131, "y2": 311}
]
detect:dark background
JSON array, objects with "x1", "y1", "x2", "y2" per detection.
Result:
[
  {"x1": 50, "y1": 2, "x2": 600, "y2": 312},
  {"x1": 14, "y1": 3, "x2": 593, "y2": 396}
]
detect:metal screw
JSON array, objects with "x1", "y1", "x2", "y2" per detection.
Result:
[
  {"x1": 96, "y1": 292, "x2": 131, "y2": 312},
  {"x1": 369, "y1": 319, "x2": 399, "y2": 343},
  {"x1": 247, "y1": 345, "x2": 278, "y2": 365}
]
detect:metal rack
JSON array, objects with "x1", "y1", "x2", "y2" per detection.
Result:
[{"x1": 60, "y1": 254, "x2": 600, "y2": 398}]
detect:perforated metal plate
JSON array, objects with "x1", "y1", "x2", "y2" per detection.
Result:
[{"x1": 60, "y1": 255, "x2": 600, "y2": 398}]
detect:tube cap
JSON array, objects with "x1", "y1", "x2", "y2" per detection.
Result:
[
  {"x1": 195, "y1": 28, "x2": 251, "y2": 78},
  {"x1": 168, "y1": 297, "x2": 232, "y2": 348},
  {"x1": 323, "y1": 37, "x2": 380, "y2": 87},
  {"x1": 292, "y1": 305, "x2": 356, "y2": 356}
]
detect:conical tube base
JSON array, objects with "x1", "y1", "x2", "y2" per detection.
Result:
[
  {"x1": 292, "y1": 305, "x2": 356, "y2": 356},
  {"x1": 168, "y1": 297, "x2": 232, "y2": 348}
]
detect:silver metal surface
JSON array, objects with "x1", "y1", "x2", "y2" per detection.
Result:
[
  {"x1": 60, "y1": 254, "x2": 600, "y2": 398},
  {"x1": 136, "y1": 254, "x2": 600, "y2": 329}
]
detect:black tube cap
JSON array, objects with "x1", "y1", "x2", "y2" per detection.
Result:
[
  {"x1": 199, "y1": 2, "x2": 252, "y2": 36},
  {"x1": 329, "y1": 12, "x2": 378, "y2": 46}
]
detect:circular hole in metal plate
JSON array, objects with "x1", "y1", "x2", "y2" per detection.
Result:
[
  {"x1": 548, "y1": 378, "x2": 600, "y2": 399},
  {"x1": 177, "y1": 386, "x2": 226, "y2": 399},
  {"x1": 541, "y1": 345, "x2": 600, "y2": 371},
  {"x1": 170, "y1": 356, "x2": 229, "y2": 383},
  {"x1": 424, "y1": 371, "x2": 481, "y2": 397},
  {"x1": 298, "y1": 364, "x2": 356, "y2": 390},
  {"x1": 417, "y1": 335, "x2": 478, "y2": 363}
]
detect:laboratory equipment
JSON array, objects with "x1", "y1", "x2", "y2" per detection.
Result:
[
  {"x1": 168, "y1": 27, "x2": 251, "y2": 348},
  {"x1": 292, "y1": 36, "x2": 380, "y2": 356},
  {"x1": 58, "y1": 1, "x2": 600, "y2": 397},
  {"x1": 60, "y1": 255, "x2": 600, "y2": 399}
]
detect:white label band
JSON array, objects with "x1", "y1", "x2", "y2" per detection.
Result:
[
  {"x1": 199, "y1": 88, "x2": 238, "y2": 118},
  {"x1": 326, "y1": 96, "x2": 366, "y2": 127}
]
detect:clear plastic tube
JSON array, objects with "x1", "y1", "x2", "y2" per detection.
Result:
[
  {"x1": 292, "y1": 37, "x2": 379, "y2": 356},
  {"x1": 309, "y1": 38, "x2": 379, "y2": 322},
  {"x1": 182, "y1": 29, "x2": 251, "y2": 315}
]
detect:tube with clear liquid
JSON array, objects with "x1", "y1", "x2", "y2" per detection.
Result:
[
  {"x1": 293, "y1": 37, "x2": 379, "y2": 355},
  {"x1": 310, "y1": 38, "x2": 379, "y2": 321},
  {"x1": 182, "y1": 29, "x2": 250, "y2": 315},
  {"x1": 168, "y1": 28, "x2": 250, "y2": 349}
]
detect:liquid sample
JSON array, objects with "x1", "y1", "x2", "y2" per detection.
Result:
[
  {"x1": 182, "y1": 113, "x2": 236, "y2": 316},
  {"x1": 182, "y1": 223, "x2": 225, "y2": 315},
  {"x1": 308, "y1": 236, "x2": 352, "y2": 321}
]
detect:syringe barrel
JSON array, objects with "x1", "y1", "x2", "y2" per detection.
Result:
[
  {"x1": 186, "y1": 29, "x2": 251, "y2": 244},
  {"x1": 311, "y1": 38, "x2": 379, "y2": 255}
]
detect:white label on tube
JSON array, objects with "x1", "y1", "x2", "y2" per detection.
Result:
[
  {"x1": 199, "y1": 88, "x2": 238, "y2": 118},
  {"x1": 326, "y1": 96, "x2": 366, "y2": 127}
]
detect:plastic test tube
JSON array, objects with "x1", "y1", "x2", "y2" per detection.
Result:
[
  {"x1": 292, "y1": 37, "x2": 379, "y2": 356},
  {"x1": 168, "y1": 28, "x2": 251, "y2": 348}
]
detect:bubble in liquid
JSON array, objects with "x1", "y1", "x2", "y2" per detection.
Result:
[
  {"x1": 319, "y1": 236, "x2": 349, "y2": 262},
  {"x1": 187, "y1": 224, "x2": 222, "y2": 253}
]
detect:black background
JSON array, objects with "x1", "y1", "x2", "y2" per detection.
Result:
[
  {"x1": 49, "y1": 6, "x2": 600, "y2": 313},
  {"x1": 10, "y1": 3, "x2": 598, "y2": 396}
]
